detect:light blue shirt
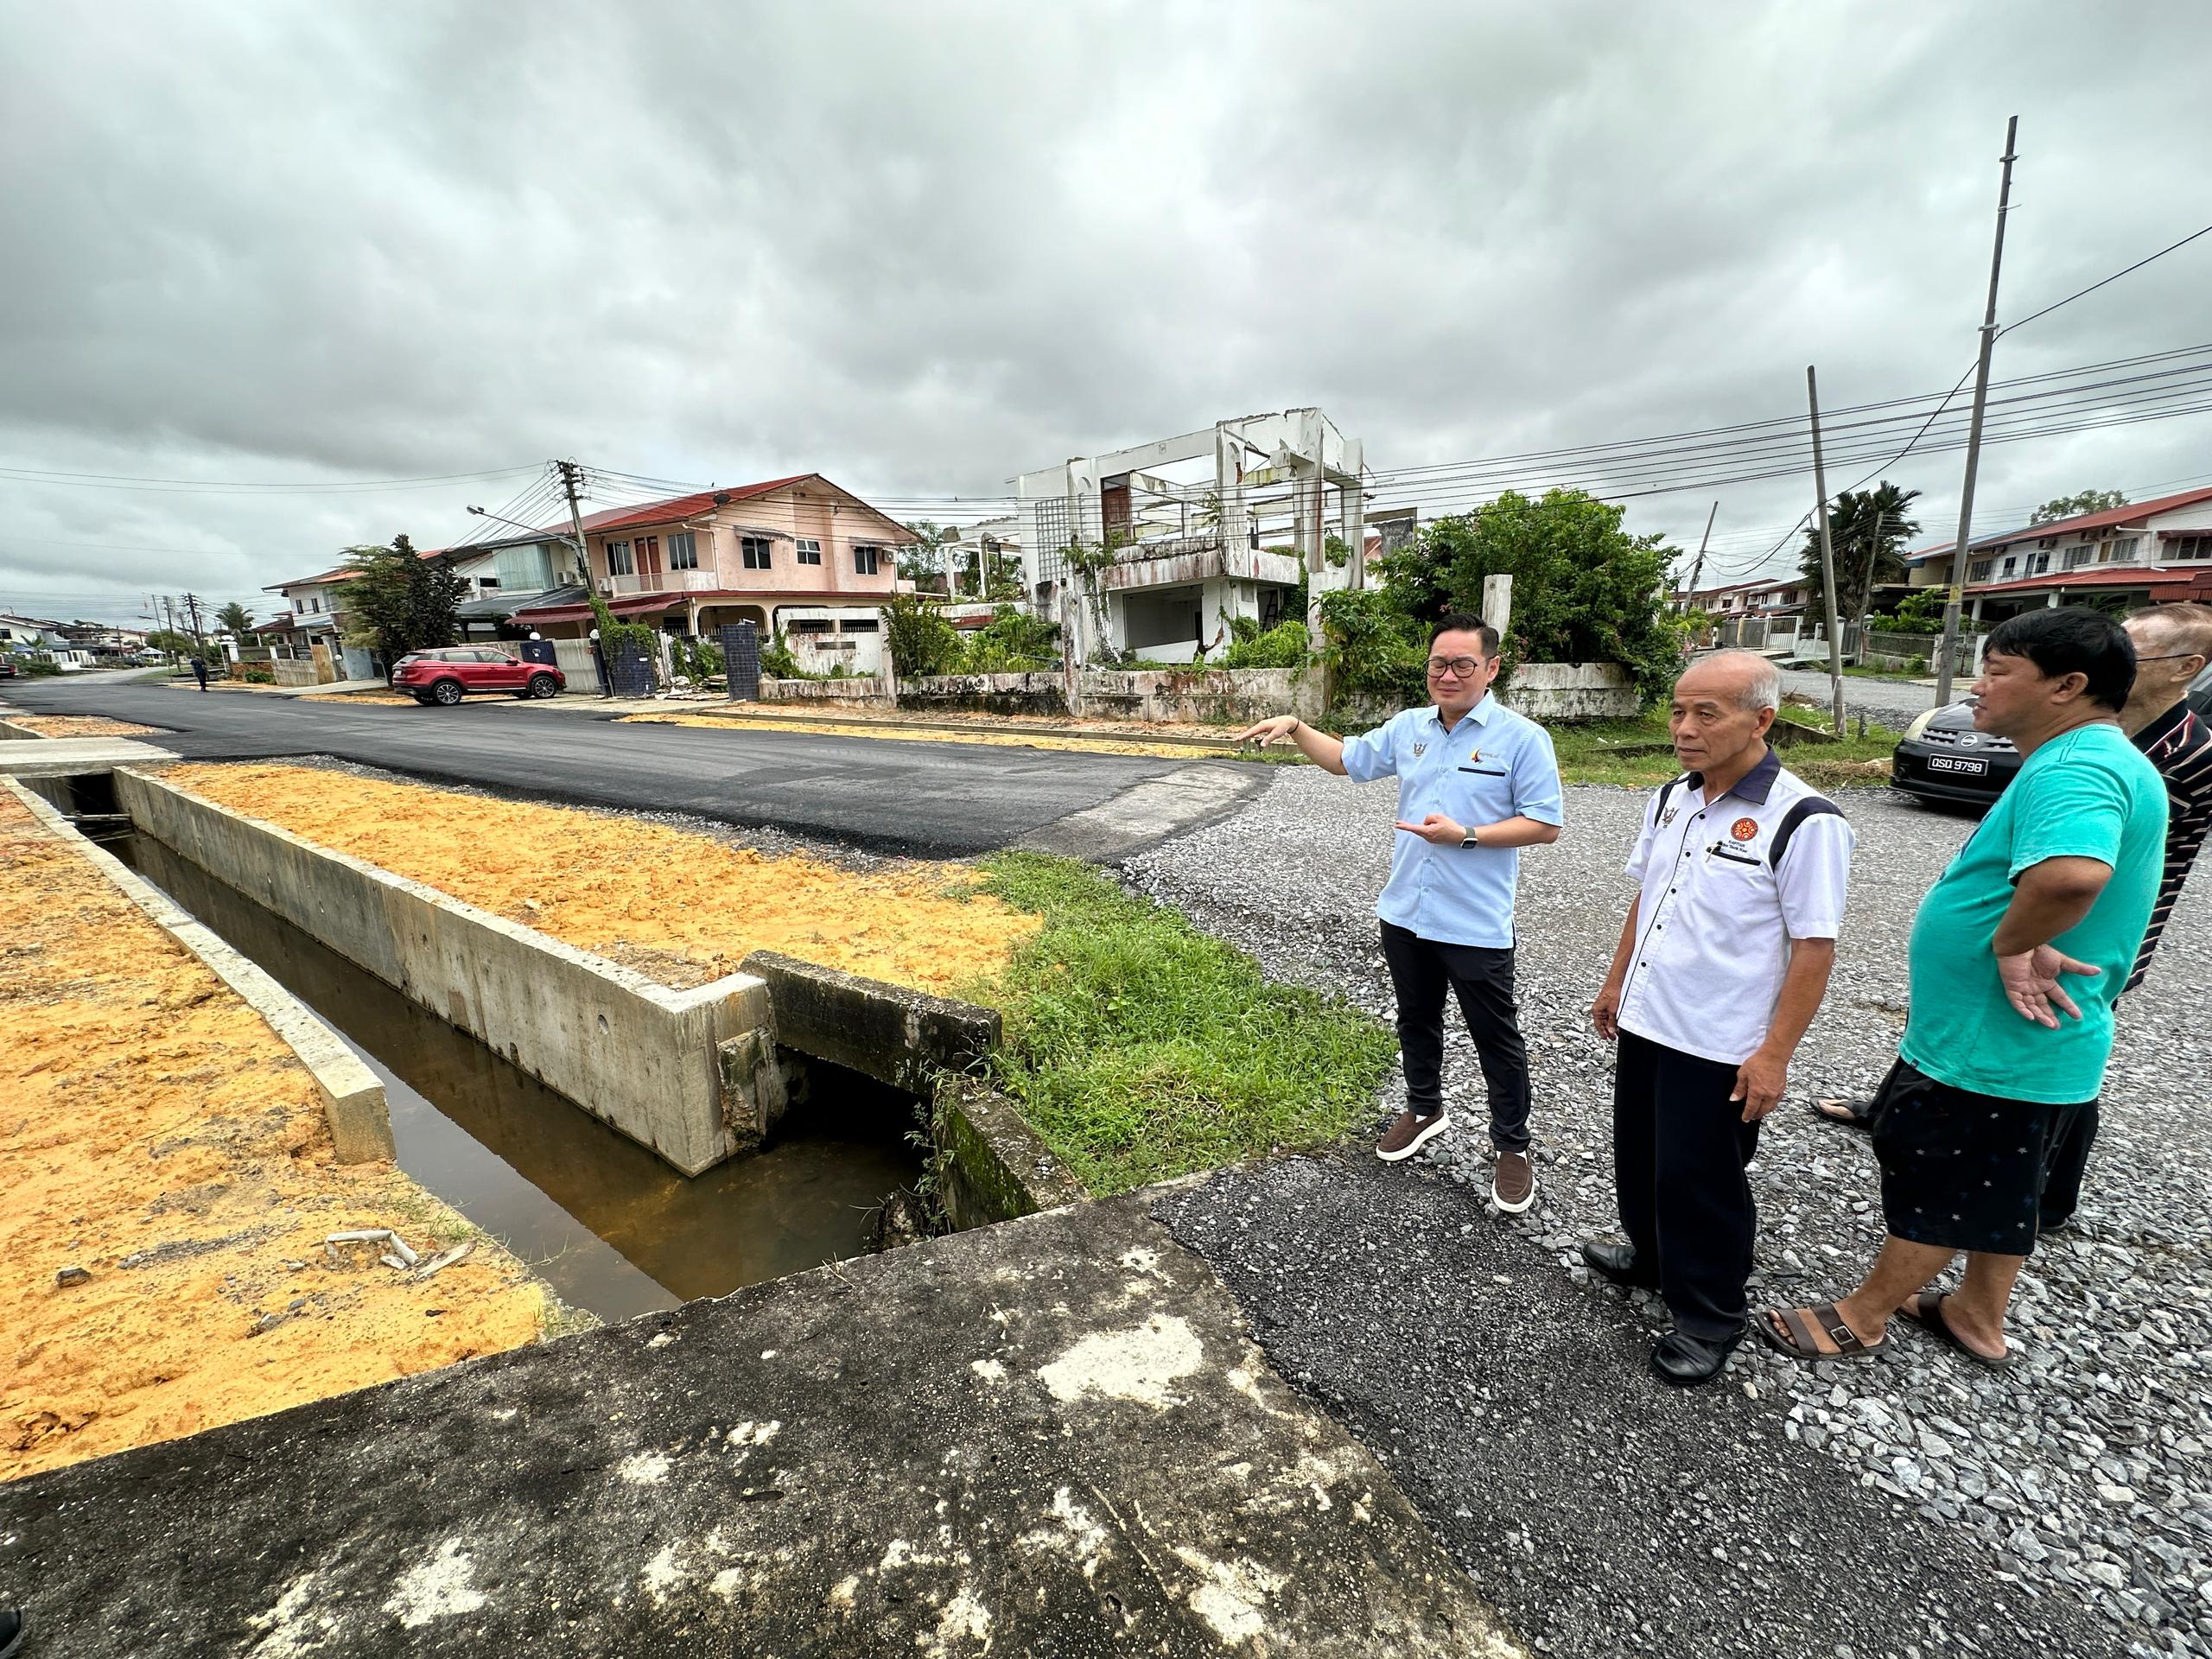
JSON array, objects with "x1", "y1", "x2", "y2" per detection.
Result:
[{"x1": 1341, "y1": 696, "x2": 1566, "y2": 949}]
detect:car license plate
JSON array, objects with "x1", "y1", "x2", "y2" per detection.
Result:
[{"x1": 1926, "y1": 755, "x2": 1988, "y2": 776}]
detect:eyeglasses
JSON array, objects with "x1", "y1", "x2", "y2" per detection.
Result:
[
  {"x1": 1426, "y1": 656, "x2": 1484, "y2": 679},
  {"x1": 2135, "y1": 652, "x2": 2207, "y2": 663}
]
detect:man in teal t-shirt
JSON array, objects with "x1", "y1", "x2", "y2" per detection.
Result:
[{"x1": 1760, "y1": 607, "x2": 2165, "y2": 1370}]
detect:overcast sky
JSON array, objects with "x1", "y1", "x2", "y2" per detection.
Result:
[{"x1": 4, "y1": 0, "x2": 2209, "y2": 626}]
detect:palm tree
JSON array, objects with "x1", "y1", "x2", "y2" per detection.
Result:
[
  {"x1": 214, "y1": 601, "x2": 255, "y2": 635},
  {"x1": 1798, "y1": 482, "x2": 1922, "y2": 622}
]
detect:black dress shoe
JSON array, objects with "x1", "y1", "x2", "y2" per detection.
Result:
[
  {"x1": 1580, "y1": 1239, "x2": 1659, "y2": 1289},
  {"x1": 1650, "y1": 1325, "x2": 1745, "y2": 1386}
]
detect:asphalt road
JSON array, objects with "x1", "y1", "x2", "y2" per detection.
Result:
[{"x1": 2, "y1": 675, "x2": 1259, "y2": 859}]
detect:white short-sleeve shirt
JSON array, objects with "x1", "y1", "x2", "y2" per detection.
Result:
[{"x1": 1616, "y1": 747, "x2": 1855, "y2": 1066}]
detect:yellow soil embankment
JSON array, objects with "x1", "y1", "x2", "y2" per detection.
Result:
[
  {"x1": 163, "y1": 763, "x2": 1038, "y2": 994},
  {"x1": 624, "y1": 710, "x2": 1245, "y2": 760},
  {"x1": 298, "y1": 690, "x2": 416, "y2": 704},
  {"x1": 3, "y1": 714, "x2": 163, "y2": 738},
  {"x1": 0, "y1": 791, "x2": 550, "y2": 1482}
]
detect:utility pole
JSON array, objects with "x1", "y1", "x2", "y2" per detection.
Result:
[
  {"x1": 1806, "y1": 365, "x2": 1847, "y2": 737},
  {"x1": 1935, "y1": 115, "x2": 2019, "y2": 707},
  {"x1": 555, "y1": 460, "x2": 592, "y2": 587},
  {"x1": 1682, "y1": 500, "x2": 1718, "y2": 607},
  {"x1": 182, "y1": 593, "x2": 207, "y2": 648}
]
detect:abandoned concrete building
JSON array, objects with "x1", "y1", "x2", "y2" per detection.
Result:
[{"x1": 1011, "y1": 408, "x2": 1371, "y2": 664}]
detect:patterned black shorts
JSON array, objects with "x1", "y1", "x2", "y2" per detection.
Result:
[{"x1": 1867, "y1": 1057, "x2": 2083, "y2": 1256}]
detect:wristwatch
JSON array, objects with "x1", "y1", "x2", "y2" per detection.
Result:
[{"x1": 1460, "y1": 827, "x2": 1481, "y2": 849}]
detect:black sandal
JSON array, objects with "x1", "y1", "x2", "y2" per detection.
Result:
[
  {"x1": 1757, "y1": 1301, "x2": 1886, "y2": 1362},
  {"x1": 1808, "y1": 1097, "x2": 1872, "y2": 1130},
  {"x1": 1898, "y1": 1293, "x2": 2012, "y2": 1370}
]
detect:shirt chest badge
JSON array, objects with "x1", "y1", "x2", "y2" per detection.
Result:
[
  {"x1": 1412, "y1": 742, "x2": 1427, "y2": 758},
  {"x1": 1731, "y1": 817, "x2": 1759, "y2": 842}
]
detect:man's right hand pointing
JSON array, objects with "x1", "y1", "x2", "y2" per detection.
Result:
[{"x1": 1236, "y1": 715, "x2": 1300, "y2": 747}]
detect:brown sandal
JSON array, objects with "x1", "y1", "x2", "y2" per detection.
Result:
[{"x1": 1757, "y1": 1301, "x2": 1886, "y2": 1362}]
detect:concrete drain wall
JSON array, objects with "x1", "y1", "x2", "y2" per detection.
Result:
[
  {"x1": 112, "y1": 767, "x2": 1088, "y2": 1223},
  {"x1": 115, "y1": 767, "x2": 779, "y2": 1177}
]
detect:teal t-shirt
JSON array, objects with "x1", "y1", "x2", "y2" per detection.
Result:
[{"x1": 1902, "y1": 721, "x2": 2167, "y2": 1104}]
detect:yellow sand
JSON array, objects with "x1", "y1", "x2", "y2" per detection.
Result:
[
  {"x1": 3, "y1": 715, "x2": 163, "y2": 737},
  {"x1": 624, "y1": 710, "x2": 1244, "y2": 760},
  {"x1": 163, "y1": 763, "x2": 1039, "y2": 994},
  {"x1": 0, "y1": 789, "x2": 549, "y2": 1482}
]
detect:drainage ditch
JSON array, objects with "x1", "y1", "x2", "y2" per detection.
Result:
[{"x1": 106, "y1": 828, "x2": 927, "y2": 1325}]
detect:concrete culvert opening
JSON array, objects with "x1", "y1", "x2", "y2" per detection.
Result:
[{"x1": 109, "y1": 829, "x2": 937, "y2": 1325}]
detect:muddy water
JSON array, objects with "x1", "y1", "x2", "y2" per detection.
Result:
[{"x1": 110, "y1": 830, "x2": 925, "y2": 1325}]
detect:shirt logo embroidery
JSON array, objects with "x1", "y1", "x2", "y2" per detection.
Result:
[
  {"x1": 1412, "y1": 742, "x2": 1427, "y2": 758},
  {"x1": 1660, "y1": 808, "x2": 1678, "y2": 827},
  {"x1": 1731, "y1": 817, "x2": 1759, "y2": 842}
]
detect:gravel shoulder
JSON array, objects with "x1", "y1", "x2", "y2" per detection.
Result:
[
  {"x1": 1777, "y1": 665, "x2": 1937, "y2": 727},
  {"x1": 1131, "y1": 768, "x2": 2212, "y2": 1657}
]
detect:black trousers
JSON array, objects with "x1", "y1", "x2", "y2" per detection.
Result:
[
  {"x1": 2040, "y1": 1097, "x2": 2099, "y2": 1230},
  {"x1": 1613, "y1": 1031, "x2": 1760, "y2": 1340},
  {"x1": 1377, "y1": 920, "x2": 1531, "y2": 1154}
]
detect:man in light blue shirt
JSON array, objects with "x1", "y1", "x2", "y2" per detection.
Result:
[{"x1": 1239, "y1": 613, "x2": 1565, "y2": 1211}]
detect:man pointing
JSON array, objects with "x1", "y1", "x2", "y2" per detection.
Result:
[{"x1": 1239, "y1": 613, "x2": 1564, "y2": 1211}]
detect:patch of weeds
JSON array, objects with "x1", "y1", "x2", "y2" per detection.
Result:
[
  {"x1": 1548, "y1": 710, "x2": 1900, "y2": 789},
  {"x1": 958, "y1": 853, "x2": 1397, "y2": 1196}
]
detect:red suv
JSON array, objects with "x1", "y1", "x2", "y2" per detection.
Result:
[{"x1": 391, "y1": 647, "x2": 564, "y2": 706}]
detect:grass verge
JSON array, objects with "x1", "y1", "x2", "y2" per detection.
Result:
[
  {"x1": 1548, "y1": 709, "x2": 1903, "y2": 790},
  {"x1": 959, "y1": 852, "x2": 1397, "y2": 1197}
]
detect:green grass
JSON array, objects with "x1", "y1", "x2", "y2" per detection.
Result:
[
  {"x1": 1548, "y1": 709, "x2": 1904, "y2": 789},
  {"x1": 957, "y1": 853, "x2": 1398, "y2": 1197}
]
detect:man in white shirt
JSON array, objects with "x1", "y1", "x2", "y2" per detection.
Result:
[{"x1": 1584, "y1": 652, "x2": 1855, "y2": 1384}]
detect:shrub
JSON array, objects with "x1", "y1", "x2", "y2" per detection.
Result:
[
  {"x1": 884, "y1": 593, "x2": 964, "y2": 677},
  {"x1": 964, "y1": 604, "x2": 1059, "y2": 672},
  {"x1": 1220, "y1": 616, "x2": 1309, "y2": 670},
  {"x1": 760, "y1": 632, "x2": 804, "y2": 679},
  {"x1": 1315, "y1": 588, "x2": 1427, "y2": 702}
]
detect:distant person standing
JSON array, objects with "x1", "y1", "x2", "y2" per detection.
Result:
[
  {"x1": 1236, "y1": 613, "x2": 1565, "y2": 1212},
  {"x1": 1763, "y1": 608, "x2": 2165, "y2": 1369},
  {"x1": 190, "y1": 655, "x2": 209, "y2": 691},
  {"x1": 1584, "y1": 652, "x2": 1854, "y2": 1384}
]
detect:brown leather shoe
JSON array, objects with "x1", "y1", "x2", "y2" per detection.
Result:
[
  {"x1": 1491, "y1": 1149, "x2": 1535, "y2": 1213},
  {"x1": 1376, "y1": 1109, "x2": 1450, "y2": 1162}
]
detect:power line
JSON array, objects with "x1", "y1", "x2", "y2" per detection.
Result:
[
  {"x1": 1999, "y1": 221, "x2": 2212, "y2": 340},
  {"x1": 0, "y1": 462, "x2": 542, "y2": 495}
]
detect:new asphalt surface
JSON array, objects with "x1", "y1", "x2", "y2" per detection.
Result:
[{"x1": 1, "y1": 675, "x2": 1256, "y2": 859}]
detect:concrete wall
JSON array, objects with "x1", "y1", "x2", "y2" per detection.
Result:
[
  {"x1": 1497, "y1": 662, "x2": 1641, "y2": 721},
  {"x1": 271, "y1": 659, "x2": 321, "y2": 687},
  {"x1": 114, "y1": 768, "x2": 779, "y2": 1177},
  {"x1": 758, "y1": 676, "x2": 889, "y2": 707}
]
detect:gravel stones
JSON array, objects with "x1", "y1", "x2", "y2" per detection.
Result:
[{"x1": 1129, "y1": 768, "x2": 2212, "y2": 1655}]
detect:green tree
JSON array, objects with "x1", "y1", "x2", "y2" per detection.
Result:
[
  {"x1": 1797, "y1": 482, "x2": 1922, "y2": 623},
  {"x1": 2030, "y1": 487, "x2": 2127, "y2": 526},
  {"x1": 1370, "y1": 488, "x2": 1686, "y2": 697},
  {"x1": 214, "y1": 601, "x2": 255, "y2": 635},
  {"x1": 340, "y1": 535, "x2": 468, "y2": 660},
  {"x1": 902, "y1": 520, "x2": 954, "y2": 592}
]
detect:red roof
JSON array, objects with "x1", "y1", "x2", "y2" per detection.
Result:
[
  {"x1": 510, "y1": 587, "x2": 888, "y2": 626},
  {"x1": 576, "y1": 475, "x2": 816, "y2": 537},
  {"x1": 1908, "y1": 485, "x2": 2212, "y2": 564},
  {"x1": 1968, "y1": 565, "x2": 2212, "y2": 597}
]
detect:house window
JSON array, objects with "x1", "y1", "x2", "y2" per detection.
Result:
[
  {"x1": 2031, "y1": 552, "x2": 2050, "y2": 575},
  {"x1": 788, "y1": 618, "x2": 833, "y2": 633},
  {"x1": 2063, "y1": 546, "x2": 2092, "y2": 569},
  {"x1": 2109, "y1": 536, "x2": 2140, "y2": 563},
  {"x1": 741, "y1": 536, "x2": 772, "y2": 570},
  {"x1": 841, "y1": 617, "x2": 879, "y2": 632},
  {"x1": 796, "y1": 538, "x2": 823, "y2": 566},
  {"x1": 2000, "y1": 556, "x2": 2017, "y2": 577},
  {"x1": 479, "y1": 575, "x2": 500, "y2": 589},
  {"x1": 669, "y1": 532, "x2": 698, "y2": 571},
  {"x1": 1968, "y1": 558, "x2": 1993, "y2": 582},
  {"x1": 853, "y1": 544, "x2": 881, "y2": 575},
  {"x1": 2173, "y1": 536, "x2": 2210, "y2": 562},
  {"x1": 607, "y1": 540, "x2": 635, "y2": 575}
]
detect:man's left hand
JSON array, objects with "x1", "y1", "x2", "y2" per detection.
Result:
[
  {"x1": 1395, "y1": 814, "x2": 1469, "y2": 846},
  {"x1": 1730, "y1": 1047, "x2": 1788, "y2": 1122},
  {"x1": 1996, "y1": 944, "x2": 2099, "y2": 1027}
]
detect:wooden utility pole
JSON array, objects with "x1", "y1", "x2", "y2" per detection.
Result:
[
  {"x1": 1682, "y1": 500, "x2": 1718, "y2": 607},
  {"x1": 555, "y1": 460, "x2": 592, "y2": 586},
  {"x1": 1806, "y1": 366, "x2": 1847, "y2": 736},
  {"x1": 1935, "y1": 116, "x2": 2019, "y2": 706}
]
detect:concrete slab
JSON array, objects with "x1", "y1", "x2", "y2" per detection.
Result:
[
  {"x1": 0, "y1": 735, "x2": 177, "y2": 774},
  {"x1": 0, "y1": 1193, "x2": 1522, "y2": 1657}
]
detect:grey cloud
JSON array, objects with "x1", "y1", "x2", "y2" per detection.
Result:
[{"x1": 3, "y1": 0, "x2": 2209, "y2": 621}]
